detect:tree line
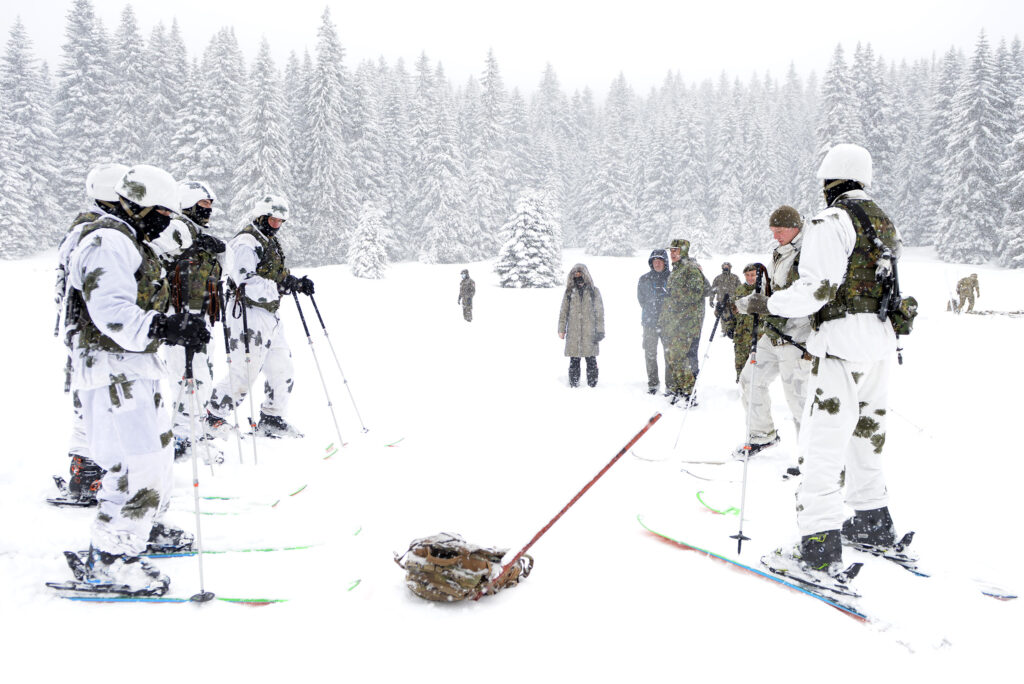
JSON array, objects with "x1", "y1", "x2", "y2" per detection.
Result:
[{"x1": 1, "y1": 0, "x2": 1022, "y2": 269}]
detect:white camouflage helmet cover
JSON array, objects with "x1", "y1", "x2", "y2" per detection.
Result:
[
  {"x1": 250, "y1": 194, "x2": 289, "y2": 222},
  {"x1": 115, "y1": 164, "x2": 179, "y2": 211},
  {"x1": 85, "y1": 163, "x2": 130, "y2": 202},
  {"x1": 178, "y1": 180, "x2": 217, "y2": 211},
  {"x1": 816, "y1": 143, "x2": 872, "y2": 187}
]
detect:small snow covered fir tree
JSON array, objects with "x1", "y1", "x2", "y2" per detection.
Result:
[
  {"x1": 494, "y1": 192, "x2": 561, "y2": 288},
  {"x1": 348, "y1": 203, "x2": 389, "y2": 279}
]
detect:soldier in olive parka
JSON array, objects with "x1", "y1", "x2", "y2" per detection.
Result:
[{"x1": 658, "y1": 238, "x2": 710, "y2": 404}]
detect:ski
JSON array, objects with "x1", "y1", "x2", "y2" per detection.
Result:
[
  {"x1": 845, "y1": 532, "x2": 1018, "y2": 600},
  {"x1": 142, "y1": 543, "x2": 318, "y2": 559},
  {"x1": 46, "y1": 581, "x2": 285, "y2": 604},
  {"x1": 637, "y1": 515, "x2": 869, "y2": 621}
]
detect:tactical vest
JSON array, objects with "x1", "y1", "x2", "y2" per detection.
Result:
[
  {"x1": 74, "y1": 217, "x2": 170, "y2": 354},
  {"x1": 171, "y1": 220, "x2": 223, "y2": 313},
  {"x1": 814, "y1": 198, "x2": 899, "y2": 327},
  {"x1": 230, "y1": 225, "x2": 289, "y2": 313},
  {"x1": 764, "y1": 247, "x2": 801, "y2": 342}
]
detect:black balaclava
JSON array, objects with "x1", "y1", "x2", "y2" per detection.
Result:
[
  {"x1": 111, "y1": 198, "x2": 171, "y2": 241},
  {"x1": 184, "y1": 204, "x2": 212, "y2": 226},
  {"x1": 823, "y1": 179, "x2": 863, "y2": 207},
  {"x1": 255, "y1": 215, "x2": 278, "y2": 236}
]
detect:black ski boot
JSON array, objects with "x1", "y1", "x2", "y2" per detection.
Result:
[
  {"x1": 841, "y1": 506, "x2": 896, "y2": 547},
  {"x1": 147, "y1": 522, "x2": 195, "y2": 554},
  {"x1": 68, "y1": 455, "x2": 104, "y2": 504},
  {"x1": 258, "y1": 412, "x2": 303, "y2": 438},
  {"x1": 799, "y1": 530, "x2": 843, "y2": 572}
]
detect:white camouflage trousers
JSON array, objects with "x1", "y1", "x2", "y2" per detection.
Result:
[
  {"x1": 164, "y1": 334, "x2": 215, "y2": 438},
  {"x1": 796, "y1": 356, "x2": 891, "y2": 536},
  {"x1": 79, "y1": 378, "x2": 174, "y2": 556},
  {"x1": 738, "y1": 336, "x2": 812, "y2": 445},
  {"x1": 208, "y1": 305, "x2": 294, "y2": 420}
]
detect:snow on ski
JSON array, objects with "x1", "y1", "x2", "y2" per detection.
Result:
[{"x1": 637, "y1": 515, "x2": 870, "y2": 621}]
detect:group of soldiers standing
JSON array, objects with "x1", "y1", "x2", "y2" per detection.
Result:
[{"x1": 53, "y1": 162, "x2": 312, "y2": 595}]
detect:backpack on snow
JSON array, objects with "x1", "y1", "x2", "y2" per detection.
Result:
[{"x1": 394, "y1": 533, "x2": 533, "y2": 602}]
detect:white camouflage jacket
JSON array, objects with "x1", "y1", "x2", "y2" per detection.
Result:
[
  {"x1": 67, "y1": 218, "x2": 167, "y2": 391},
  {"x1": 767, "y1": 189, "x2": 900, "y2": 362}
]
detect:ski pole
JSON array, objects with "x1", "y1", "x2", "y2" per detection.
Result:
[
  {"x1": 474, "y1": 413, "x2": 662, "y2": 600},
  {"x1": 292, "y1": 292, "x2": 346, "y2": 449},
  {"x1": 731, "y1": 264, "x2": 769, "y2": 554},
  {"x1": 219, "y1": 283, "x2": 245, "y2": 464},
  {"x1": 308, "y1": 293, "x2": 369, "y2": 433},
  {"x1": 238, "y1": 288, "x2": 259, "y2": 465},
  {"x1": 183, "y1": 340, "x2": 214, "y2": 603}
]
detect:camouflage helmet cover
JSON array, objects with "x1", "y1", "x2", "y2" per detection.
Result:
[
  {"x1": 250, "y1": 194, "x2": 290, "y2": 222},
  {"x1": 115, "y1": 164, "x2": 178, "y2": 212},
  {"x1": 86, "y1": 163, "x2": 130, "y2": 202},
  {"x1": 178, "y1": 180, "x2": 217, "y2": 211}
]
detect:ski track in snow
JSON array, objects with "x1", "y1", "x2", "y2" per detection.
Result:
[{"x1": 1, "y1": 246, "x2": 1021, "y2": 681}]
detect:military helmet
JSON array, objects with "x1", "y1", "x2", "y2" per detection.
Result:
[
  {"x1": 817, "y1": 143, "x2": 872, "y2": 187},
  {"x1": 86, "y1": 163, "x2": 130, "y2": 202},
  {"x1": 250, "y1": 194, "x2": 289, "y2": 222},
  {"x1": 669, "y1": 238, "x2": 689, "y2": 250},
  {"x1": 115, "y1": 165, "x2": 178, "y2": 212},
  {"x1": 178, "y1": 180, "x2": 217, "y2": 211}
]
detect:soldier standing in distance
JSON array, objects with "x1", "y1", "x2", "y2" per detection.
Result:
[
  {"x1": 956, "y1": 273, "x2": 980, "y2": 312},
  {"x1": 731, "y1": 264, "x2": 763, "y2": 382},
  {"x1": 458, "y1": 269, "x2": 475, "y2": 322},
  {"x1": 709, "y1": 262, "x2": 741, "y2": 338}
]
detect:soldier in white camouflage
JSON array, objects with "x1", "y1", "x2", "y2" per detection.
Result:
[
  {"x1": 163, "y1": 180, "x2": 226, "y2": 460},
  {"x1": 53, "y1": 163, "x2": 128, "y2": 504},
  {"x1": 66, "y1": 164, "x2": 211, "y2": 593},
  {"x1": 753, "y1": 144, "x2": 908, "y2": 578},
  {"x1": 206, "y1": 195, "x2": 311, "y2": 439},
  {"x1": 735, "y1": 206, "x2": 813, "y2": 457}
]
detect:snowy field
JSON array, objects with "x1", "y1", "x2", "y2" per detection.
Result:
[{"x1": 0, "y1": 246, "x2": 1021, "y2": 682}]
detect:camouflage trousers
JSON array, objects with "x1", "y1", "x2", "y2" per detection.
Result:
[
  {"x1": 642, "y1": 326, "x2": 668, "y2": 390},
  {"x1": 739, "y1": 337, "x2": 812, "y2": 446},
  {"x1": 733, "y1": 327, "x2": 757, "y2": 382},
  {"x1": 68, "y1": 395, "x2": 89, "y2": 458},
  {"x1": 462, "y1": 299, "x2": 473, "y2": 322},
  {"x1": 958, "y1": 293, "x2": 975, "y2": 312},
  {"x1": 664, "y1": 332, "x2": 700, "y2": 395},
  {"x1": 796, "y1": 356, "x2": 891, "y2": 536},
  {"x1": 78, "y1": 378, "x2": 174, "y2": 556},
  {"x1": 208, "y1": 306, "x2": 294, "y2": 421},
  {"x1": 164, "y1": 331, "x2": 214, "y2": 439}
]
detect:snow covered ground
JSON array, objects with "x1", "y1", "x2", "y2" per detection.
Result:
[{"x1": 1, "y1": 246, "x2": 1021, "y2": 682}]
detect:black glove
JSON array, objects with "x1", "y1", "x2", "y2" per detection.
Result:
[
  {"x1": 594, "y1": 331, "x2": 605, "y2": 342},
  {"x1": 298, "y1": 276, "x2": 315, "y2": 296},
  {"x1": 279, "y1": 274, "x2": 302, "y2": 295},
  {"x1": 193, "y1": 232, "x2": 226, "y2": 254},
  {"x1": 149, "y1": 312, "x2": 211, "y2": 349}
]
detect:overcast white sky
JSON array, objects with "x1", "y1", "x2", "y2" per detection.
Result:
[{"x1": 4, "y1": 0, "x2": 1022, "y2": 96}]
